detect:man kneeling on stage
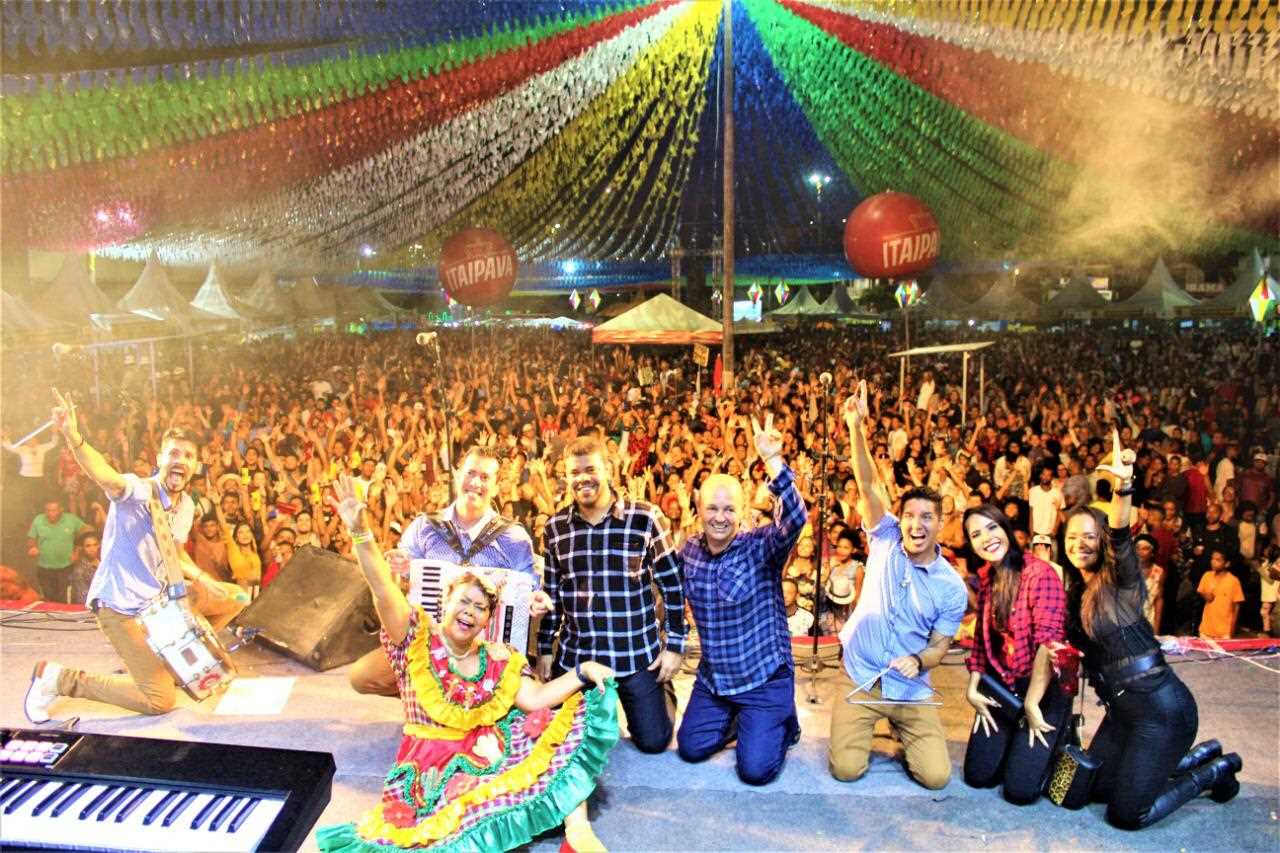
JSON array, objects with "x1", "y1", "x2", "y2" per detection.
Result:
[
  {"x1": 829, "y1": 382, "x2": 967, "y2": 790},
  {"x1": 25, "y1": 392, "x2": 244, "y2": 721},
  {"x1": 677, "y1": 412, "x2": 807, "y2": 785}
]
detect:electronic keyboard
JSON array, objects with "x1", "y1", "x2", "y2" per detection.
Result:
[{"x1": 0, "y1": 728, "x2": 333, "y2": 852}]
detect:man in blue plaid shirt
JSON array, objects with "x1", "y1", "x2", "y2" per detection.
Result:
[
  {"x1": 538, "y1": 435, "x2": 686, "y2": 754},
  {"x1": 676, "y1": 413, "x2": 807, "y2": 785}
]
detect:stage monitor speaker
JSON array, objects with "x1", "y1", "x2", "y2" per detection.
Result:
[{"x1": 231, "y1": 545, "x2": 380, "y2": 671}]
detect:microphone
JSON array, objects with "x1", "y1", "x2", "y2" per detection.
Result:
[
  {"x1": 415, "y1": 332, "x2": 438, "y2": 346},
  {"x1": 819, "y1": 372, "x2": 833, "y2": 387},
  {"x1": 52, "y1": 342, "x2": 82, "y2": 356}
]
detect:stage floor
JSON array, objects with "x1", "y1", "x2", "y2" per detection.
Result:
[{"x1": 2, "y1": 611, "x2": 1277, "y2": 852}]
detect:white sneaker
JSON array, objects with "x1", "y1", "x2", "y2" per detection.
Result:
[{"x1": 23, "y1": 661, "x2": 62, "y2": 724}]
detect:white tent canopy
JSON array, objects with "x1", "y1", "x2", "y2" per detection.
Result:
[
  {"x1": 1111, "y1": 256, "x2": 1199, "y2": 317},
  {"x1": 2, "y1": 290, "x2": 64, "y2": 336},
  {"x1": 918, "y1": 274, "x2": 965, "y2": 317},
  {"x1": 769, "y1": 286, "x2": 824, "y2": 316},
  {"x1": 591, "y1": 293, "x2": 722, "y2": 344},
  {"x1": 336, "y1": 286, "x2": 403, "y2": 319},
  {"x1": 241, "y1": 270, "x2": 293, "y2": 318},
  {"x1": 964, "y1": 276, "x2": 1041, "y2": 320},
  {"x1": 190, "y1": 263, "x2": 250, "y2": 320},
  {"x1": 42, "y1": 255, "x2": 115, "y2": 325},
  {"x1": 815, "y1": 288, "x2": 843, "y2": 315},
  {"x1": 888, "y1": 342, "x2": 995, "y2": 358},
  {"x1": 117, "y1": 256, "x2": 214, "y2": 324},
  {"x1": 1204, "y1": 249, "x2": 1270, "y2": 314},
  {"x1": 1043, "y1": 272, "x2": 1108, "y2": 318},
  {"x1": 288, "y1": 276, "x2": 337, "y2": 319}
]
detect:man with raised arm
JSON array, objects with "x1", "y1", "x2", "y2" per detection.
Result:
[
  {"x1": 828, "y1": 380, "x2": 968, "y2": 790},
  {"x1": 676, "y1": 412, "x2": 808, "y2": 784},
  {"x1": 25, "y1": 391, "x2": 244, "y2": 721}
]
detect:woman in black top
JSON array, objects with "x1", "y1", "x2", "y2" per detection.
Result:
[{"x1": 1061, "y1": 431, "x2": 1241, "y2": 829}]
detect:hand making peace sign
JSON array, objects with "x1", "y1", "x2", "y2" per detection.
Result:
[{"x1": 751, "y1": 412, "x2": 783, "y2": 460}]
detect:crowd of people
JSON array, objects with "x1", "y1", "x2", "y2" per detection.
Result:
[
  {"x1": 6, "y1": 324, "x2": 1277, "y2": 641},
  {"x1": 9, "y1": 320, "x2": 1277, "y2": 846}
]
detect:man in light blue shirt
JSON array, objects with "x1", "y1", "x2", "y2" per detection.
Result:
[
  {"x1": 25, "y1": 393, "x2": 244, "y2": 722},
  {"x1": 829, "y1": 382, "x2": 967, "y2": 790}
]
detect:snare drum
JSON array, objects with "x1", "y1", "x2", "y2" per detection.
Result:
[{"x1": 135, "y1": 594, "x2": 237, "y2": 701}]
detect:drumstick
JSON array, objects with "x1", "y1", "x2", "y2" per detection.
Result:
[{"x1": 16, "y1": 393, "x2": 77, "y2": 447}]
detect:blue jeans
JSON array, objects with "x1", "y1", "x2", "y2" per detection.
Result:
[
  {"x1": 677, "y1": 665, "x2": 799, "y2": 785},
  {"x1": 556, "y1": 662, "x2": 675, "y2": 754}
]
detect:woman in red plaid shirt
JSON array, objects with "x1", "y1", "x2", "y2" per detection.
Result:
[{"x1": 960, "y1": 503, "x2": 1070, "y2": 805}]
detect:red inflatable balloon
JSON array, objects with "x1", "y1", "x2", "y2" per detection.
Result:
[
  {"x1": 843, "y1": 192, "x2": 941, "y2": 279},
  {"x1": 438, "y1": 228, "x2": 519, "y2": 307}
]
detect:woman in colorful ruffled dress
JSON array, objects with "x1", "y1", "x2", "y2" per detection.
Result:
[{"x1": 318, "y1": 476, "x2": 619, "y2": 853}]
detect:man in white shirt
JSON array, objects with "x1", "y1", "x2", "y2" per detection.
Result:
[
  {"x1": 1028, "y1": 463, "x2": 1065, "y2": 555},
  {"x1": 1213, "y1": 442, "x2": 1238, "y2": 501},
  {"x1": 3, "y1": 432, "x2": 58, "y2": 479}
]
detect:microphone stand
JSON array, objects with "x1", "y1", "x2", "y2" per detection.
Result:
[
  {"x1": 426, "y1": 335, "x2": 455, "y2": 502},
  {"x1": 800, "y1": 377, "x2": 837, "y2": 703}
]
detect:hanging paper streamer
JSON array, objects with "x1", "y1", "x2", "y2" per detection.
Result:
[
  {"x1": 7, "y1": 0, "x2": 1276, "y2": 274},
  {"x1": 569, "y1": 288, "x2": 581, "y2": 311},
  {"x1": 812, "y1": 0, "x2": 1279, "y2": 119},
  {"x1": 747, "y1": 0, "x2": 1273, "y2": 261},
  {"x1": 785, "y1": 0, "x2": 1275, "y2": 206},
  {"x1": 894, "y1": 280, "x2": 921, "y2": 309},
  {"x1": 679, "y1": 1, "x2": 857, "y2": 257},
  {"x1": 1, "y1": 5, "x2": 630, "y2": 176},
  {"x1": 587, "y1": 288, "x2": 602, "y2": 312},
  {"x1": 416, "y1": 1, "x2": 719, "y2": 268},
  {"x1": 8, "y1": 2, "x2": 676, "y2": 252}
]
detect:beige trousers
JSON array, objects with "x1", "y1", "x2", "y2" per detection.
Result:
[
  {"x1": 827, "y1": 665, "x2": 952, "y2": 790},
  {"x1": 58, "y1": 583, "x2": 244, "y2": 715}
]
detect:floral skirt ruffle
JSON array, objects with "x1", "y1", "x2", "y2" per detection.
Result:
[{"x1": 316, "y1": 681, "x2": 618, "y2": 852}]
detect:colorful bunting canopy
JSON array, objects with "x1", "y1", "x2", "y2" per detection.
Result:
[{"x1": 2, "y1": 0, "x2": 1276, "y2": 289}]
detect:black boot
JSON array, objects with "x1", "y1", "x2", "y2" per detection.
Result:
[
  {"x1": 1209, "y1": 753, "x2": 1242, "y2": 803},
  {"x1": 1133, "y1": 754, "x2": 1242, "y2": 829},
  {"x1": 1173, "y1": 739, "x2": 1222, "y2": 775}
]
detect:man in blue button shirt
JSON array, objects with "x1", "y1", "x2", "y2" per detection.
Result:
[
  {"x1": 677, "y1": 413, "x2": 808, "y2": 785},
  {"x1": 829, "y1": 381, "x2": 967, "y2": 790}
]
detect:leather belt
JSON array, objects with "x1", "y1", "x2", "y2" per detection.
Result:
[{"x1": 1103, "y1": 651, "x2": 1166, "y2": 687}]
